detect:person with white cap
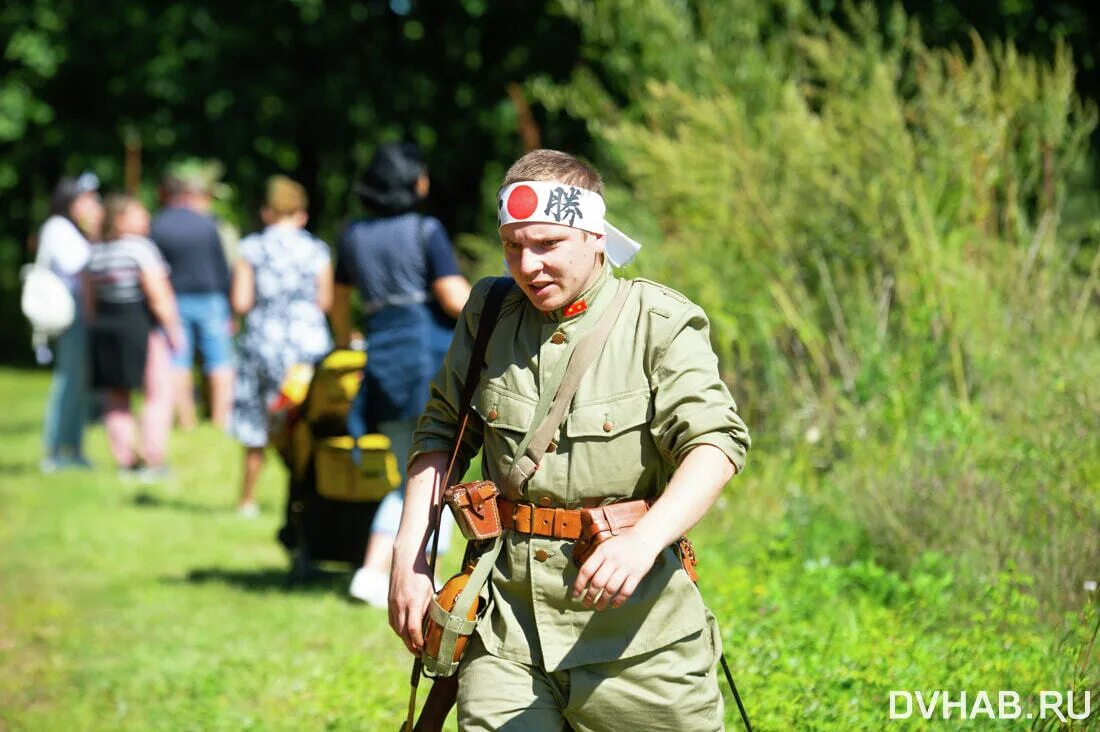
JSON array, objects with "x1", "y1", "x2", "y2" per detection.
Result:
[
  {"x1": 388, "y1": 149, "x2": 751, "y2": 730},
  {"x1": 35, "y1": 172, "x2": 104, "y2": 472}
]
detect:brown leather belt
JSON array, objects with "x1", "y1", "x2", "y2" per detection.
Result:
[{"x1": 498, "y1": 498, "x2": 583, "y2": 540}]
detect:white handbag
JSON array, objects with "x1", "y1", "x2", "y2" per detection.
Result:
[
  {"x1": 21, "y1": 264, "x2": 76, "y2": 336},
  {"x1": 21, "y1": 264, "x2": 77, "y2": 363}
]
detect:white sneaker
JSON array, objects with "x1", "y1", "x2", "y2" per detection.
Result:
[
  {"x1": 237, "y1": 501, "x2": 260, "y2": 519},
  {"x1": 138, "y1": 464, "x2": 172, "y2": 485},
  {"x1": 349, "y1": 567, "x2": 389, "y2": 607}
]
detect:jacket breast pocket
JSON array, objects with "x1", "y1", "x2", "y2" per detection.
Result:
[
  {"x1": 564, "y1": 389, "x2": 654, "y2": 496},
  {"x1": 473, "y1": 385, "x2": 536, "y2": 485}
]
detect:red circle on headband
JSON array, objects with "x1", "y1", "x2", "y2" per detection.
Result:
[{"x1": 506, "y1": 185, "x2": 538, "y2": 219}]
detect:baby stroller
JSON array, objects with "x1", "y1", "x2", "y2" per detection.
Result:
[{"x1": 271, "y1": 349, "x2": 400, "y2": 582}]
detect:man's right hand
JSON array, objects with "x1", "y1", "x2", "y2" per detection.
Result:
[
  {"x1": 388, "y1": 556, "x2": 435, "y2": 654},
  {"x1": 388, "y1": 451, "x2": 451, "y2": 655}
]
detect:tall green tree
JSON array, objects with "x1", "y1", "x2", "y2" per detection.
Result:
[{"x1": 0, "y1": 0, "x2": 585, "y2": 360}]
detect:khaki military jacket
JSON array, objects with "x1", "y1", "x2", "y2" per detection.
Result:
[{"x1": 411, "y1": 262, "x2": 750, "y2": 671}]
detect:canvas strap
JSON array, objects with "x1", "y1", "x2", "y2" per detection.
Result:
[
  {"x1": 503, "y1": 280, "x2": 633, "y2": 496},
  {"x1": 421, "y1": 535, "x2": 503, "y2": 677}
]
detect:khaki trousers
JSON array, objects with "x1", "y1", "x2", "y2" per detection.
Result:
[{"x1": 456, "y1": 613, "x2": 725, "y2": 732}]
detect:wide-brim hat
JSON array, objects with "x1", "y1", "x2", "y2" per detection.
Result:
[{"x1": 356, "y1": 142, "x2": 425, "y2": 214}]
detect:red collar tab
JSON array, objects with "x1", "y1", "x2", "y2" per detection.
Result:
[{"x1": 563, "y1": 300, "x2": 587, "y2": 318}]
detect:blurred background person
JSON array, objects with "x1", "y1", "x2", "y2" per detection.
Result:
[
  {"x1": 229, "y1": 176, "x2": 333, "y2": 517},
  {"x1": 85, "y1": 194, "x2": 183, "y2": 480},
  {"x1": 331, "y1": 142, "x2": 470, "y2": 605},
  {"x1": 36, "y1": 173, "x2": 103, "y2": 473},
  {"x1": 151, "y1": 163, "x2": 234, "y2": 430}
]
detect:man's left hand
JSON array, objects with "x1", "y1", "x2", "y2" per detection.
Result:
[{"x1": 571, "y1": 528, "x2": 661, "y2": 611}]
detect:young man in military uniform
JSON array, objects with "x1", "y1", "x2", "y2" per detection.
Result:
[{"x1": 389, "y1": 149, "x2": 751, "y2": 731}]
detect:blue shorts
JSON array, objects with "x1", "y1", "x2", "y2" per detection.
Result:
[{"x1": 173, "y1": 293, "x2": 234, "y2": 371}]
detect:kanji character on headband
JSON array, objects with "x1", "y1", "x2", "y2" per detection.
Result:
[{"x1": 498, "y1": 179, "x2": 642, "y2": 267}]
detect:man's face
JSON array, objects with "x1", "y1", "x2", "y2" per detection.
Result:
[{"x1": 501, "y1": 222, "x2": 605, "y2": 312}]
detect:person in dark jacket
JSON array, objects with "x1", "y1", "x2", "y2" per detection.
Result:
[{"x1": 150, "y1": 163, "x2": 234, "y2": 429}]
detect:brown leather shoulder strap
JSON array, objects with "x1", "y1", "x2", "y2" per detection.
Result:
[
  {"x1": 457, "y1": 279, "x2": 513, "y2": 429},
  {"x1": 428, "y1": 277, "x2": 513, "y2": 576},
  {"x1": 442, "y1": 277, "x2": 514, "y2": 487}
]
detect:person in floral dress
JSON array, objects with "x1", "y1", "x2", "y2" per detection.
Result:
[{"x1": 229, "y1": 176, "x2": 333, "y2": 516}]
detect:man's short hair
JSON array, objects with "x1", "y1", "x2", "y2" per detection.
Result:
[
  {"x1": 161, "y1": 159, "x2": 224, "y2": 199},
  {"x1": 160, "y1": 174, "x2": 191, "y2": 198},
  {"x1": 502, "y1": 149, "x2": 603, "y2": 196}
]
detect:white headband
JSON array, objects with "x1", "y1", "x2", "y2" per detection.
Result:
[{"x1": 498, "y1": 180, "x2": 641, "y2": 267}]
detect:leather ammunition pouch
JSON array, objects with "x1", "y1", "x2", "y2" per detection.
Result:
[
  {"x1": 444, "y1": 480, "x2": 502, "y2": 541},
  {"x1": 572, "y1": 499, "x2": 652, "y2": 568},
  {"x1": 572, "y1": 499, "x2": 700, "y2": 581}
]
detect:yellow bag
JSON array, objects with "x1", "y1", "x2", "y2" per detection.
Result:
[
  {"x1": 314, "y1": 434, "x2": 400, "y2": 502},
  {"x1": 304, "y1": 350, "x2": 366, "y2": 426},
  {"x1": 286, "y1": 350, "x2": 367, "y2": 479}
]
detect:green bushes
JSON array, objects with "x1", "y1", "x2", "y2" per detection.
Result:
[
  {"x1": 700, "y1": 537, "x2": 1099, "y2": 728},
  {"x1": 533, "y1": 1, "x2": 1100, "y2": 607}
]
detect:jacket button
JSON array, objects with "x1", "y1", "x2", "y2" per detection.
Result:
[
  {"x1": 550, "y1": 331, "x2": 566, "y2": 344},
  {"x1": 486, "y1": 409, "x2": 498, "y2": 421},
  {"x1": 537, "y1": 496, "x2": 552, "y2": 507},
  {"x1": 534, "y1": 549, "x2": 550, "y2": 562},
  {"x1": 602, "y1": 421, "x2": 614, "y2": 432}
]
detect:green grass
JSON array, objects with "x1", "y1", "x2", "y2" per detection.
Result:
[
  {"x1": 0, "y1": 368, "x2": 418, "y2": 730},
  {"x1": 1, "y1": 367, "x2": 1097, "y2": 730}
]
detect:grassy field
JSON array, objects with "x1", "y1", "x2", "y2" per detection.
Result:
[
  {"x1": 0, "y1": 368, "x2": 419, "y2": 730},
  {"x1": 1, "y1": 367, "x2": 1096, "y2": 730}
]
